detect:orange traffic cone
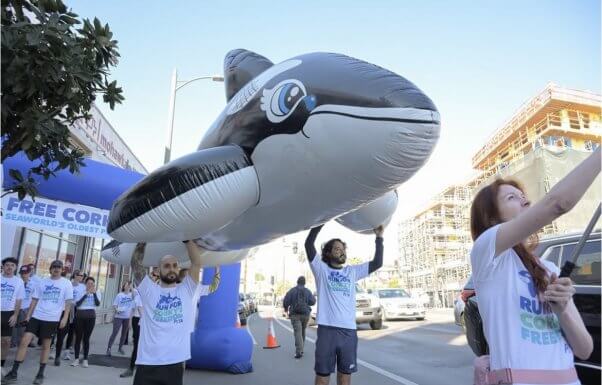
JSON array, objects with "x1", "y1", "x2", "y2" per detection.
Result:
[
  {"x1": 235, "y1": 312, "x2": 242, "y2": 328},
  {"x1": 263, "y1": 317, "x2": 280, "y2": 349}
]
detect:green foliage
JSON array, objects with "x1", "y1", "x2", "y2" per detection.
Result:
[
  {"x1": 1, "y1": 0, "x2": 123, "y2": 199},
  {"x1": 254, "y1": 272, "x2": 265, "y2": 282}
]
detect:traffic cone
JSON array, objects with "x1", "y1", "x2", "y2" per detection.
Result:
[
  {"x1": 235, "y1": 312, "x2": 242, "y2": 328},
  {"x1": 263, "y1": 317, "x2": 280, "y2": 349}
]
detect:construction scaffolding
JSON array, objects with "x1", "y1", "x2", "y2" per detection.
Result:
[
  {"x1": 397, "y1": 83, "x2": 601, "y2": 308},
  {"x1": 398, "y1": 185, "x2": 473, "y2": 308}
]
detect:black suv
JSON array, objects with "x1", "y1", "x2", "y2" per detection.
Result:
[{"x1": 464, "y1": 231, "x2": 601, "y2": 385}]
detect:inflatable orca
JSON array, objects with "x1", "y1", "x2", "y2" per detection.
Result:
[{"x1": 103, "y1": 49, "x2": 440, "y2": 266}]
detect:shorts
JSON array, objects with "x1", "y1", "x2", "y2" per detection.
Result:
[
  {"x1": 134, "y1": 362, "x2": 184, "y2": 385},
  {"x1": 314, "y1": 325, "x2": 358, "y2": 375},
  {"x1": 25, "y1": 317, "x2": 59, "y2": 340},
  {"x1": 1, "y1": 311, "x2": 15, "y2": 337}
]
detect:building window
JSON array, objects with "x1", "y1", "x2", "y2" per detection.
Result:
[{"x1": 17, "y1": 230, "x2": 78, "y2": 277}]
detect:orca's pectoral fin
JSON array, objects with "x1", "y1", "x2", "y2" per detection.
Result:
[
  {"x1": 107, "y1": 145, "x2": 259, "y2": 242},
  {"x1": 335, "y1": 190, "x2": 398, "y2": 234}
]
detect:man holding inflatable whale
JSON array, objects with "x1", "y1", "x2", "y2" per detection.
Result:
[{"x1": 129, "y1": 241, "x2": 208, "y2": 385}]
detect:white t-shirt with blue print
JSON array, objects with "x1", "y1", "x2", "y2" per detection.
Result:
[
  {"x1": 1, "y1": 275, "x2": 25, "y2": 311},
  {"x1": 113, "y1": 292, "x2": 134, "y2": 319},
  {"x1": 136, "y1": 274, "x2": 198, "y2": 365},
  {"x1": 310, "y1": 255, "x2": 369, "y2": 330},
  {"x1": 471, "y1": 225, "x2": 579, "y2": 385},
  {"x1": 75, "y1": 289, "x2": 102, "y2": 310},
  {"x1": 32, "y1": 277, "x2": 73, "y2": 322}
]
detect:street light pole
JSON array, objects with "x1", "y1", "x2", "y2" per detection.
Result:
[{"x1": 163, "y1": 69, "x2": 224, "y2": 164}]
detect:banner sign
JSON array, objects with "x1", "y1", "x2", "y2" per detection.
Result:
[{"x1": 2, "y1": 194, "x2": 111, "y2": 239}]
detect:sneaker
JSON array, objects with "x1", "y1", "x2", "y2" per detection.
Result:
[
  {"x1": 118, "y1": 348, "x2": 125, "y2": 355},
  {"x1": 48, "y1": 353, "x2": 54, "y2": 360},
  {"x1": 82, "y1": 360, "x2": 88, "y2": 368},
  {"x1": 119, "y1": 368, "x2": 134, "y2": 378},
  {"x1": 54, "y1": 358, "x2": 60, "y2": 366},
  {"x1": 294, "y1": 353, "x2": 302, "y2": 359},
  {"x1": 33, "y1": 374, "x2": 44, "y2": 385},
  {"x1": 62, "y1": 351, "x2": 71, "y2": 360},
  {"x1": 70, "y1": 359, "x2": 80, "y2": 367},
  {"x1": 3, "y1": 370, "x2": 17, "y2": 383},
  {"x1": 106, "y1": 348, "x2": 111, "y2": 357}
]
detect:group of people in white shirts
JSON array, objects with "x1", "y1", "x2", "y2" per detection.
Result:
[{"x1": 1, "y1": 258, "x2": 102, "y2": 384}]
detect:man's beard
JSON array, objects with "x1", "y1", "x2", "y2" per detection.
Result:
[
  {"x1": 330, "y1": 254, "x2": 346, "y2": 266},
  {"x1": 160, "y1": 272, "x2": 178, "y2": 284}
]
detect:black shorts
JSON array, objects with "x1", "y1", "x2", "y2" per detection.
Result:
[
  {"x1": 1, "y1": 311, "x2": 15, "y2": 337},
  {"x1": 134, "y1": 362, "x2": 184, "y2": 385},
  {"x1": 25, "y1": 317, "x2": 59, "y2": 340},
  {"x1": 315, "y1": 325, "x2": 358, "y2": 375}
]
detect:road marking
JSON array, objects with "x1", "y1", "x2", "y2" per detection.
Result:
[
  {"x1": 245, "y1": 313, "x2": 258, "y2": 345},
  {"x1": 273, "y1": 317, "x2": 419, "y2": 385}
]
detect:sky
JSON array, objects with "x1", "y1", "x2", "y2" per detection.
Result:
[{"x1": 70, "y1": 0, "x2": 601, "y2": 265}]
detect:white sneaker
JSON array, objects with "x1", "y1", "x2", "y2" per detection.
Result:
[
  {"x1": 82, "y1": 360, "x2": 88, "y2": 368},
  {"x1": 70, "y1": 359, "x2": 79, "y2": 367},
  {"x1": 48, "y1": 353, "x2": 55, "y2": 360},
  {"x1": 62, "y1": 352, "x2": 71, "y2": 360}
]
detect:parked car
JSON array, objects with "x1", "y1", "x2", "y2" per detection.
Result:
[
  {"x1": 373, "y1": 288, "x2": 425, "y2": 321},
  {"x1": 239, "y1": 293, "x2": 250, "y2": 317},
  {"x1": 463, "y1": 231, "x2": 601, "y2": 385},
  {"x1": 244, "y1": 293, "x2": 257, "y2": 314},
  {"x1": 237, "y1": 298, "x2": 247, "y2": 325},
  {"x1": 310, "y1": 285, "x2": 383, "y2": 330}
]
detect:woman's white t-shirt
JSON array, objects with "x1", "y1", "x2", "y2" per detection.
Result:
[
  {"x1": 113, "y1": 292, "x2": 134, "y2": 319},
  {"x1": 471, "y1": 225, "x2": 579, "y2": 385},
  {"x1": 75, "y1": 290, "x2": 102, "y2": 310},
  {"x1": 136, "y1": 274, "x2": 198, "y2": 365}
]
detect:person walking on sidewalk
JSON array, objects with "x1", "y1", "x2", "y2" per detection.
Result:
[
  {"x1": 469, "y1": 147, "x2": 599, "y2": 385},
  {"x1": 118, "y1": 287, "x2": 143, "y2": 378},
  {"x1": 54, "y1": 270, "x2": 85, "y2": 364},
  {"x1": 11, "y1": 265, "x2": 34, "y2": 349},
  {"x1": 283, "y1": 276, "x2": 315, "y2": 359},
  {"x1": 305, "y1": 224, "x2": 384, "y2": 385},
  {"x1": 129, "y1": 240, "x2": 204, "y2": 385},
  {"x1": 3, "y1": 259, "x2": 73, "y2": 385},
  {"x1": 106, "y1": 281, "x2": 134, "y2": 356},
  {"x1": 1, "y1": 257, "x2": 24, "y2": 372},
  {"x1": 70, "y1": 276, "x2": 101, "y2": 368}
]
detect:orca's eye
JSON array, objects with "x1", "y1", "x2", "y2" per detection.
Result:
[{"x1": 261, "y1": 79, "x2": 307, "y2": 123}]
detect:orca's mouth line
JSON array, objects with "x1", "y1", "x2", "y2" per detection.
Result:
[
  {"x1": 301, "y1": 109, "x2": 439, "y2": 139},
  {"x1": 308, "y1": 110, "x2": 440, "y2": 125}
]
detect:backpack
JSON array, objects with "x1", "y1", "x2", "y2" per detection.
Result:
[{"x1": 291, "y1": 288, "x2": 309, "y2": 314}]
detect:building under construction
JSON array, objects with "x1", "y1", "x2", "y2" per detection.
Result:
[
  {"x1": 399, "y1": 185, "x2": 473, "y2": 307},
  {"x1": 398, "y1": 83, "x2": 601, "y2": 307}
]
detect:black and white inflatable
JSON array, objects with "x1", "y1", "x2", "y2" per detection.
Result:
[{"x1": 102, "y1": 49, "x2": 440, "y2": 267}]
